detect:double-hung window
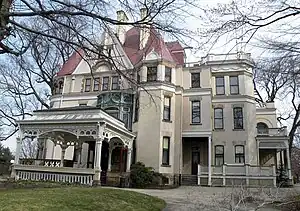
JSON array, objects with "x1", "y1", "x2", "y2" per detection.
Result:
[
  {"x1": 191, "y1": 73, "x2": 200, "y2": 88},
  {"x1": 235, "y1": 145, "x2": 245, "y2": 163},
  {"x1": 230, "y1": 76, "x2": 239, "y2": 94},
  {"x1": 214, "y1": 108, "x2": 224, "y2": 129},
  {"x1": 85, "y1": 78, "x2": 91, "y2": 92},
  {"x1": 162, "y1": 137, "x2": 170, "y2": 165},
  {"x1": 215, "y1": 145, "x2": 224, "y2": 166},
  {"x1": 163, "y1": 97, "x2": 171, "y2": 121},
  {"x1": 233, "y1": 107, "x2": 243, "y2": 129},
  {"x1": 216, "y1": 76, "x2": 225, "y2": 95},
  {"x1": 191, "y1": 101, "x2": 201, "y2": 123},
  {"x1": 102, "y1": 77, "x2": 109, "y2": 91}
]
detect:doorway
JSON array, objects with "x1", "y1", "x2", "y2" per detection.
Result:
[{"x1": 192, "y1": 151, "x2": 200, "y2": 175}]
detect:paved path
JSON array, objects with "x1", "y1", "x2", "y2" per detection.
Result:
[{"x1": 123, "y1": 186, "x2": 300, "y2": 211}]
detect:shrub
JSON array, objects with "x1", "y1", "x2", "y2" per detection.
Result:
[{"x1": 130, "y1": 162, "x2": 168, "y2": 188}]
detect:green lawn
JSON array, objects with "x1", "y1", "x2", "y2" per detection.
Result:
[{"x1": 0, "y1": 187, "x2": 166, "y2": 211}]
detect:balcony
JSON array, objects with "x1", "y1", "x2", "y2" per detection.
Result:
[{"x1": 256, "y1": 127, "x2": 288, "y2": 137}]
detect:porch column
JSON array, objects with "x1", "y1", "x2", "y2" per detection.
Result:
[
  {"x1": 15, "y1": 137, "x2": 22, "y2": 164},
  {"x1": 286, "y1": 147, "x2": 292, "y2": 180},
  {"x1": 60, "y1": 147, "x2": 67, "y2": 167},
  {"x1": 208, "y1": 136, "x2": 212, "y2": 186},
  {"x1": 94, "y1": 137, "x2": 103, "y2": 184},
  {"x1": 76, "y1": 140, "x2": 83, "y2": 168},
  {"x1": 108, "y1": 148, "x2": 112, "y2": 171},
  {"x1": 126, "y1": 148, "x2": 132, "y2": 172}
]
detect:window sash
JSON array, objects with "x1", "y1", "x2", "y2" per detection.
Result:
[
  {"x1": 102, "y1": 77, "x2": 109, "y2": 91},
  {"x1": 112, "y1": 76, "x2": 120, "y2": 90},
  {"x1": 215, "y1": 145, "x2": 224, "y2": 166},
  {"x1": 214, "y1": 108, "x2": 223, "y2": 129},
  {"x1": 216, "y1": 77, "x2": 225, "y2": 95},
  {"x1": 93, "y1": 77, "x2": 100, "y2": 91},
  {"x1": 191, "y1": 73, "x2": 200, "y2": 88},
  {"x1": 147, "y1": 67, "x2": 157, "y2": 82},
  {"x1": 85, "y1": 78, "x2": 91, "y2": 92},
  {"x1": 235, "y1": 145, "x2": 245, "y2": 163},
  {"x1": 233, "y1": 107, "x2": 243, "y2": 129},
  {"x1": 165, "y1": 67, "x2": 172, "y2": 82},
  {"x1": 230, "y1": 76, "x2": 239, "y2": 94},
  {"x1": 162, "y1": 137, "x2": 170, "y2": 165},
  {"x1": 191, "y1": 101, "x2": 201, "y2": 123},
  {"x1": 163, "y1": 97, "x2": 171, "y2": 121}
]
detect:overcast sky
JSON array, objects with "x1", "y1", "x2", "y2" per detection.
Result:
[{"x1": 2, "y1": 0, "x2": 294, "y2": 152}]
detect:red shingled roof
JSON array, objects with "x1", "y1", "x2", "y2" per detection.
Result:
[
  {"x1": 123, "y1": 27, "x2": 183, "y2": 65},
  {"x1": 166, "y1": 41, "x2": 185, "y2": 65},
  {"x1": 56, "y1": 49, "x2": 84, "y2": 76},
  {"x1": 56, "y1": 28, "x2": 184, "y2": 76}
]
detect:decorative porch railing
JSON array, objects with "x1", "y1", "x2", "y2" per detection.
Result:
[
  {"x1": 13, "y1": 164, "x2": 94, "y2": 186},
  {"x1": 257, "y1": 127, "x2": 287, "y2": 137},
  {"x1": 197, "y1": 164, "x2": 276, "y2": 187}
]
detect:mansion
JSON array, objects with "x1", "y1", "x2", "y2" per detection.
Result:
[{"x1": 12, "y1": 9, "x2": 292, "y2": 187}]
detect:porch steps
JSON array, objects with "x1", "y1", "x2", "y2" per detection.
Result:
[{"x1": 181, "y1": 174, "x2": 197, "y2": 186}]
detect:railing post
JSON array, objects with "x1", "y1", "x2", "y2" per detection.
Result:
[
  {"x1": 197, "y1": 164, "x2": 201, "y2": 185},
  {"x1": 272, "y1": 164, "x2": 276, "y2": 187},
  {"x1": 245, "y1": 164, "x2": 249, "y2": 186},
  {"x1": 208, "y1": 136, "x2": 212, "y2": 186},
  {"x1": 222, "y1": 164, "x2": 226, "y2": 186}
]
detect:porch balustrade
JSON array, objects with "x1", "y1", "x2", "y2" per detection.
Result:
[
  {"x1": 14, "y1": 164, "x2": 94, "y2": 185},
  {"x1": 257, "y1": 127, "x2": 287, "y2": 137},
  {"x1": 197, "y1": 164, "x2": 277, "y2": 187}
]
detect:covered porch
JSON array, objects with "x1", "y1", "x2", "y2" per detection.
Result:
[
  {"x1": 256, "y1": 127, "x2": 292, "y2": 184},
  {"x1": 11, "y1": 107, "x2": 135, "y2": 186}
]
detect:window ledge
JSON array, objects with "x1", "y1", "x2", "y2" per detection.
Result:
[
  {"x1": 213, "y1": 129, "x2": 225, "y2": 131},
  {"x1": 190, "y1": 123, "x2": 202, "y2": 125},
  {"x1": 161, "y1": 164, "x2": 171, "y2": 167},
  {"x1": 233, "y1": 129, "x2": 245, "y2": 131},
  {"x1": 190, "y1": 87, "x2": 202, "y2": 89},
  {"x1": 162, "y1": 119, "x2": 172, "y2": 123}
]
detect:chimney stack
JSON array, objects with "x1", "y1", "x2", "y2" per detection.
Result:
[
  {"x1": 139, "y1": 8, "x2": 150, "y2": 50},
  {"x1": 116, "y1": 10, "x2": 129, "y2": 45}
]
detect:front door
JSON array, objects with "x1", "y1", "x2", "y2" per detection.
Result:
[{"x1": 192, "y1": 151, "x2": 200, "y2": 175}]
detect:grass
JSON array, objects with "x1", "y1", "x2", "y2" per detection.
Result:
[{"x1": 0, "y1": 187, "x2": 166, "y2": 211}]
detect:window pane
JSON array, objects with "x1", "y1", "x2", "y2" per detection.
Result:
[
  {"x1": 215, "y1": 157, "x2": 224, "y2": 166},
  {"x1": 214, "y1": 119, "x2": 223, "y2": 129},
  {"x1": 216, "y1": 87, "x2": 225, "y2": 95},
  {"x1": 191, "y1": 73, "x2": 200, "y2": 88},
  {"x1": 216, "y1": 77, "x2": 224, "y2": 86},
  {"x1": 147, "y1": 66, "x2": 157, "y2": 82},
  {"x1": 163, "y1": 138, "x2": 169, "y2": 149},
  {"x1": 234, "y1": 108, "x2": 243, "y2": 117},
  {"x1": 165, "y1": 67, "x2": 172, "y2": 82},
  {"x1": 102, "y1": 77, "x2": 109, "y2": 90},
  {"x1": 235, "y1": 146, "x2": 244, "y2": 153},
  {"x1": 164, "y1": 97, "x2": 170, "y2": 106},
  {"x1": 214, "y1": 108, "x2": 223, "y2": 118},
  {"x1": 112, "y1": 76, "x2": 120, "y2": 90},
  {"x1": 230, "y1": 76, "x2": 238, "y2": 85},
  {"x1": 230, "y1": 86, "x2": 239, "y2": 94},
  {"x1": 85, "y1": 78, "x2": 91, "y2": 92},
  {"x1": 215, "y1": 146, "x2": 224, "y2": 154},
  {"x1": 192, "y1": 101, "x2": 201, "y2": 123}
]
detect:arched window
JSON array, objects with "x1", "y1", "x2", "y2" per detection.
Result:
[{"x1": 257, "y1": 122, "x2": 269, "y2": 135}]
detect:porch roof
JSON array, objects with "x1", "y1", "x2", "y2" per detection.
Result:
[
  {"x1": 259, "y1": 141, "x2": 287, "y2": 149},
  {"x1": 17, "y1": 106, "x2": 135, "y2": 144}
]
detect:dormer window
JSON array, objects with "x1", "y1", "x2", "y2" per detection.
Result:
[
  {"x1": 84, "y1": 78, "x2": 91, "y2": 92},
  {"x1": 165, "y1": 67, "x2": 172, "y2": 83},
  {"x1": 112, "y1": 76, "x2": 120, "y2": 90},
  {"x1": 147, "y1": 66, "x2": 157, "y2": 82}
]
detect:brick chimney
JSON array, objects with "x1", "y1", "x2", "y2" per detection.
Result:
[
  {"x1": 116, "y1": 10, "x2": 129, "y2": 45},
  {"x1": 139, "y1": 8, "x2": 150, "y2": 50}
]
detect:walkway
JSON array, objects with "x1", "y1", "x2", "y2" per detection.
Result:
[{"x1": 125, "y1": 186, "x2": 300, "y2": 211}]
